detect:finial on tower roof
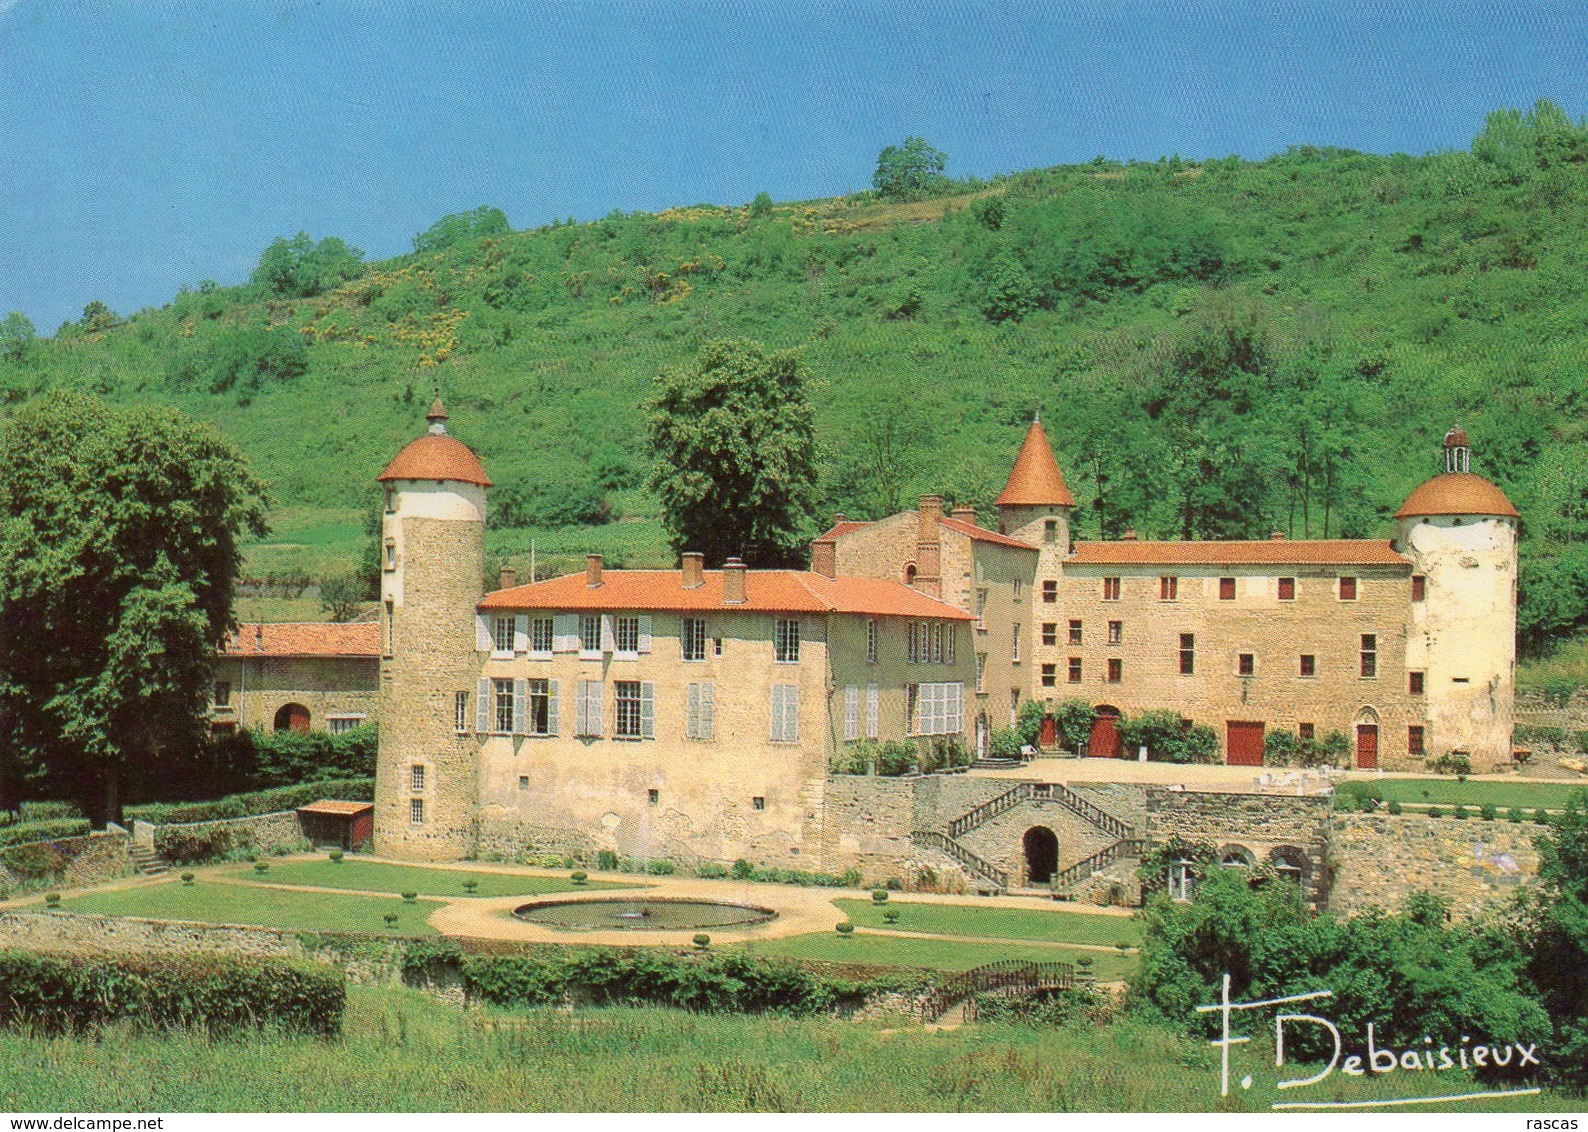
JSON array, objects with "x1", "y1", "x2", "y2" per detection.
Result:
[
  {"x1": 1033, "y1": 406, "x2": 1041, "y2": 424},
  {"x1": 1443, "y1": 424, "x2": 1470, "y2": 473},
  {"x1": 426, "y1": 396, "x2": 448, "y2": 436}
]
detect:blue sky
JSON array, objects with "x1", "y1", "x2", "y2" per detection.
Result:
[{"x1": 3, "y1": 0, "x2": 1587, "y2": 330}]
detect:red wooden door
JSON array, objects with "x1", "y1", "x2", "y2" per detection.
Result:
[
  {"x1": 1039, "y1": 715, "x2": 1058, "y2": 748},
  {"x1": 1088, "y1": 712, "x2": 1121, "y2": 759},
  {"x1": 1226, "y1": 720, "x2": 1266, "y2": 766},
  {"x1": 1356, "y1": 724, "x2": 1379, "y2": 769}
]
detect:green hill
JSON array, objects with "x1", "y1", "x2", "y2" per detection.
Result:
[{"x1": 6, "y1": 105, "x2": 1588, "y2": 654}]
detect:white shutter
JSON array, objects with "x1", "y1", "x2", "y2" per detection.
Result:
[
  {"x1": 475, "y1": 678, "x2": 490, "y2": 734},
  {"x1": 575, "y1": 681, "x2": 590, "y2": 736},
  {"x1": 866, "y1": 684, "x2": 879, "y2": 739},
  {"x1": 589, "y1": 681, "x2": 604, "y2": 736},
  {"x1": 554, "y1": 613, "x2": 578, "y2": 653},
  {"x1": 546, "y1": 680, "x2": 560, "y2": 736},
  {"x1": 514, "y1": 614, "x2": 529, "y2": 653},
  {"x1": 512, "y1": 678, "x2": 528, "y2": 734},
  {"x1": 476, "y1": 615, "x2": 492, "y2": 652},
  {"x1": 700, "y1": 682, "x2": 715, "y2": 740},
  {"x1": 637, "y1": 615, "x2": 652, "y2": 654},
  {"x1": 600, "y1": 614, "x2": 615, "y2": 653},
  {"x1": 844, "y1": 685, "x2": 859, "y2": 742},
  {"x1": 769, "y1": 686, "x2": 782, "y2": 742},
  {"x1": 640, "y1": 681, "x2": 655, "y2": 739},
  {"x1": 686, "y1": 684, "x2": 700, "y2": 739}
]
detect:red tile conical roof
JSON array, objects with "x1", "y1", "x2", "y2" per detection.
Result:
[
  {"x1": 1394, "y1": 473, "x2": 1518, "y2": 519},
  {"x1": 996, "y1": 419, "x2": 1075, "y2": 507}
]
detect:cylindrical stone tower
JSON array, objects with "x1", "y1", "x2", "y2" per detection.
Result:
[{"x1": 373, "y1": 399, "x2": 491, "y2": 859}]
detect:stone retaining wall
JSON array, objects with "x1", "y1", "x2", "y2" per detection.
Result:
[
  {"x1": 1329, "y1": 813, "x2": 1542, "y2": 919},
  {"x1": 1144, "y1": 788, "x2": 1331, "y2": 903},
  {"x1": 0, "y1": 831, "x2": 133, "y2": 894},
  {"x1": 155, "y1": 810, "x2": 306, "y2": 857}
]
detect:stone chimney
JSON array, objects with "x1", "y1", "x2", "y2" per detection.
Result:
[
  {"x1": 585, "y1": 553, "x2": 603, "y2": 588},
  {"x1": 951, "y1": 504, "x2": 978, "y2": 528},
  {"x1": 722, "y1": 557, "x2": 747, "y2": 604},
  {"x1": 1122, "y1": 529, "x2": 1138, "y2": 541},
  {"x1": 914, "y1": 495, "x2": 944, "y2": 598},
  {"x1": 498, "y1": 565, "x2": 517, "y2": 590},
  {"x1": 681, "y1": 551, "x2": 704, "y2": 589},
  {"x1": 810, "y1": 539, "x2": 837, "y2": 579},
  {"x1": 917, "y1": 495, "x2": 945, "y2": 540}
]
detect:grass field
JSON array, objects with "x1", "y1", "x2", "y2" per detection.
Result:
[
  {"x1": 0, "y1": 986, "x2": 1569, "y2": 1112},
  {"x1": 59, "y1": 880, "x2": 442, "y2": 936},
  {"x1": 1338, "y1": 779, "x2": 1587, "y2": 811},
  {"x1": 739, "y1": 932, "x2": 1137, "y2": 978},
  {"x1": 830, "y1": 899, "x2": 1141, "y2": 948},
  {"x1": 231, "y1": 859, "x2": 625, "y2": 898}
]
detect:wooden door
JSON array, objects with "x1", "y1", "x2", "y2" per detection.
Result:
[
  {"x1": 1356, "y1": 724, "x2": 1379, "y2": 769},
  {"x1": 1226, "y1": 720, "x2": 1266, "y2": 766},
  {"x1": 1088, "y1": 712, "x2": 1121, "y2": 759},
  {"x1": 1039, "y1": 715, "x2": 1058, "y2": 748}
]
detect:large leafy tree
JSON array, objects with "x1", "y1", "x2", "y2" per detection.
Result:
[
  {"x1": 0, "y1": 396, "x2": 268, "y2": 821},
  {"x1": 249, "y1": 231, "x2": 365, "y2": 298},
  {"x1": 873, "y1": 136, "x2": 948, "y2": 200},
  {"x1": 412, "y1": 205, "x2": 510, "y2": 254},
  {"x1": 646, "y1": 338, "x2": 818, "y2": 568},
  {"x1": 1525, "y1": 790, "x2": 1588, "y2": 1089}
]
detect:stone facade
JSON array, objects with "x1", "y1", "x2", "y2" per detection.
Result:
[
  {"x1": 1329, "y1": 812, "x2": 1541, "y2": 919},
  {"x1": 211, "y1": 654, "x2": 378, "y2": 734},
  {"x1": 1144, "y1": 788, "x2": 1332, "y2": 904}
]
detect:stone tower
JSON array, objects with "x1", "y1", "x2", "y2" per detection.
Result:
[
  {"x1": 995, "y1": 415, "x2": 1076, "y2": 553},
  {"x1": 373, "y1": 399, "x2": 491, "y2": 859},
  {"x1": 1395, "y1": 426, "x2": 1520, "y2": 772}
]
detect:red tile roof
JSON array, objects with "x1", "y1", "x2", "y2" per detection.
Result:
[
  {"x1": 1068, "y1": 539, "x2": 1411, "y2": 567},
  {"x1": 479, "y1": 570, "x2": 973, "y2": 619},
  {"x1": 377, "y1": 433, "x2": 493, "y2": 487},
  {"x1": 1394, "y1": 473, "x2": 1519, "y2": 519},
  {"x1": 996, "y1": 420, "x2": 1076, "y2": 507},
  {"x1": 814, "y1": 519, "x2": 874, "y2": 541},
  {"x1": 297, "y1": 800, "x2": 374, "y2": 817},
  {"x1": 221, "y1": 622, "x2": 381, "y2": 658},
  {"x1": 938, "y1": 516, "x2": 1038, "y2": 550}
]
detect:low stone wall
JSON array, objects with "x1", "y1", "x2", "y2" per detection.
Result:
[
  {"x1": 1144, "y1": 788, "x2": 1331, "y2": 903},
  {"x1": 1329, "y1": 812, "x2": 1542, "y2": 919},
  {"x1": 0, "y1": 831, "x2": 133, "y2": 894},
  {"x1": 156, "y1": 810, "x2": 306, "y2": 856},
  {"x1": 818, "y1": 775, "x2": 918, "y2": 882}
]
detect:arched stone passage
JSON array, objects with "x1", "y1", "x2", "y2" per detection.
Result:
[
  {"x1": 1024, "y1": 826, "x2": 1058, "y2": 884},
  {"x1": 1219, "y1": 844, "x2": 1256, "y2": 868},
  {"x1": 274, "y1": 702, "x2": 311, "y2": 733}
]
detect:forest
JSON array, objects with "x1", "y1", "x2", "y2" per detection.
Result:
[{"x1": 3, "y1": 103, "x2": 1588, "y2": 652}]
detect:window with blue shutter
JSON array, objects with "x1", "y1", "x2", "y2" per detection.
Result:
[{"x1": 475, "y1": 678, "x2": 490, "y2": 734}]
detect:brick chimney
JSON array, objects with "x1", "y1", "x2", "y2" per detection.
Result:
[
  {"x1": 585, "y1": 553, "x2": 603, "y2": 588},
  {"x1": 917, "y1": 495, "x2": 945, "y2": 540},
  {"x1": 681, "y1": 551, "x2": 704, "y2": 589},
  {"x1": 810, "y1": 539, "x2": 837, "y2": 578},
  {"x1": 914, "y1": 495, "x2": 944, "y2": 598},
  {"x1": 498, "y1": 565, "x2": 517, "y2": 590},
  {"x1": 951, "y1": 504, "x2": 978, "y2": 528},
  {"x1": 722, "y1": 557, "x2": 747, "y2": 604}
]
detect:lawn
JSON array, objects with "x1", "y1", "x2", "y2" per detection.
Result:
[
  {"x1": 831, "y1": 899, "x2": 1141, "y2": 948},
  {"x1": 231, "y1": 858, "x2": 627, "y2": 898},
  {"x1": 739, "y1": 931, "x2": 1137, "y2": 979},
  {"x1": 1338, "y1": 779, "x2": 1586, "y2": 811},
  {"x1": 59, "y1": 879, "x2": 442, "y2": 936}
]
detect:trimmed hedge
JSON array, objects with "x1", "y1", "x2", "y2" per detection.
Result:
[
  {"x1": 0, "y1": 950, "x2": 344, "y2": 1037},
  {"x1": 0, "y1": 819, "x2": 91, "y2": 849},
  {"x1": 127, "y1": 777, "x2": 373, "y2": 826}
]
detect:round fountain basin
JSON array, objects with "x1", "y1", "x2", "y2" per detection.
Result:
[{"x1": 513, "y1": 897, "x2": 777, "y2": 931}]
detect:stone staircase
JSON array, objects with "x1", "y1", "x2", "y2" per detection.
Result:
[{"x1": 127, "y1": 844, "x2": 172, "y2": 877}]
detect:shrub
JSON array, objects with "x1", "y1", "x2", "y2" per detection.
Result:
[
  {"x1": 128, "y1": 775, "x2": 374, "y2": 826},
  {"x1": 180, "y1": 873, "x2": 195, "y2": 885},
  {"x1": 398, "y1": 939, "x2": 464, "y2": 983},
  {"x1": 401, "y1": 891, "x2": 418, "y2": 904},
  {"x1": 1453, "y1": 805, "x2": 1470, "y2": 820},
  {"x1": 462, "y1": 879, "x2": 479, "y2": 895},
  {"x1": 1388, "y1": 800, "x2": 1403, "y2": 815},
  {"x1": 876, "y1": 740, "x2": 919, "y2": 776},
  {"x1": 1535, "y1": 809, "x2": 1553, "y2": 825},
  {"x1": 43, "y1": 892, "x2": 60, "y2": 908},
  {"x1": 383, "y1": 914, "x2": 399, "y2": 929},
  {"x1": 831, "y1": 740, "x2": 875, "y2": 775},
  {"x1": 645, "y1": 859, "x2": 676, "y2": 876},
  {"x1": 882, "y1": 908, "x2": 900, "y2": 924},
  {"x1": 1016, "y1": 700, "x2": 1046, "y2": 748},
  {"x1": 17, "y1": 802, "x2": 81, "y2": 822},
  {"x1": 597, "y1": 850, "x2": 620, "y2": 871},
  {"x1": 570, "y1": 871, "x2": 588, "y2": 885},
  {"x1": 1, "y1": 842, "x2": 65, "y2": 880},
  {"x1": 1509, "y1": 806, "x2": 1525, "y2": 823},
  {"x1": 986, "y1": 728, "x2": 1022, "y2": 763},
  {"x1": 0, "y1": 819, "x2": 91, "y2": 848},
  {"x1": 155, "y1": 825, "x2": 249, "y2": 865},
  {"x1": 1119, "y1": 710, "x2": 1218, "y2": 764},
  {"x1": 0, "y1": 950, "x2": 344, "y2": 1037},
  {"x1": 693, "y1": 934, "x2": 711, "y2": 950},
  {"x1": 1263, "y1": 730, "x2": 1302, "y2": 767},
  {"x1": 871, "y1": 889, "x2": 889, "y2": 904},
  {"x1": 1427, "y1": 806, "x2": 1443, "y2": 819},
  {"x1": 253, "y1": 861, "x2": 269, "y2": 874},
  {"x1": 329, "y1": 850, "x2": 344, "y2": 863},
  {"x1": 1481, "y1": 804, "x2": 1498, "y2": 821},
  {"x1": 1053, "y1": 700, "x2": 1097, "y2": 752},
  {"x1": 731, "y1": 859, "x2": 754, "y2": 880},
  {"x1": 836, "y1": 922, "x2": 855, "y2": 937},
  {"x1": 1430, "y1": 751, "x2": 1473, "y2": 776},
  {"x1": 884, "y1": 877, "x2": 903, "y2": 891},
  {"x1": 695, "y1": 862, "x2": 728, "y2": 879}
]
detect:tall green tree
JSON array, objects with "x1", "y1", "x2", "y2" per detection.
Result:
[
  {"x1": 873, "y1": 137, "x2": 948, "y2": 200},
  {"x1": 1525, "y1": 790, "x2": 1588, "y2": 1088},
  {"x1": 250, "y1": 231, "x2": 365, "y2": 298},
  {"x1": 646, "y1": 338, "x2": 818, "y2": 568},
  {"x1": 0, "y1": 396, "x2": 268, "y2": 821},
  {"x1": 412, "y1": 205, "x2": 510, "y2": 253},
  {"x1": 0, "y1": 312, "x2": 35, "y2": 362}
]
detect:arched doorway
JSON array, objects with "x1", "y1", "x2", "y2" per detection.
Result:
[
  {"x1": 1088, "y1": 705, "x2": 1121, "y2": 758},
  {"x1": 1354, "y1": 707, "x2": 1380, "y2": 769},
  {"x1": 1024, "y1": 826, "x2": 1059, "y2": 884},
  {"x1": 1039, "y1": 713, "x2": 1058, "y2": 748},
  {"x1": 274, "y1": 703, "x2": 310, "y2": 733}
]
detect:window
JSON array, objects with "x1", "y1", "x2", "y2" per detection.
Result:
[
  {"x1": 1011, "y1": 624, "x2": 1021, "y2": 663},
  {"x1": 384, "y1": 540, "x2": 397, "y2": 571},
  {"x1": 1339, "y1": 576, "x2": 1358, "y2": 601},
  {"x1": 1238, "y1": 653, "x2": 1255, "y2": 677},
  {"x1": 1102, "y1": 577, "x2": 1121, "y2": 602},
  {"x1": 615, "y1": 681, "x2": 654, "y2": 739},
  {"x1": 1106, "y1": 658, "x2": 1122, "y2": 684},
  {"x1": 844, "y1": 685, "x2": 859, "y2": 741},
  {"x1": 1042, "y1": 580, "x2": 1057, "y2": 604},
  {"x1": 775, "y1": 619, "x2": 801, "y2": 663},
  {"x1": 1278, "y1": 577, "x2": 1296, "y2": 601},
  {"x1": 493, "y1": 616, "x2": 516, "y2": 654},
  {"x1": 493, "y1": 678, "x2": 515, "y2": 734},
  {"x1": 1068, "y1": 657, "x2": 1082, "y2": 683},
  {"x1": 715, "y1": 636, "x2": 723, "y2": 656},
  {"x1": 455, "y1": 691, "x2": 468, "y2": 734},
  {"x1": 1009, "y1": 688, "x2": 1020, "y2": 728},
  {"x1": 575, "y1": 680, "x2": 603, "y2": 737},
  {"x1": 1219, "y1": 577, "x2": 1236, "y2": 601},
  {"x1": 579, "y1": 614, "x2": 602, "y2": 655},
  {"x1": 530, "y1": 617, "x2": 554, "y2": 654},
  {"x1": 518, "y1": 775, "x2": 529, "y2": 792},
  {"x1": 1108, "y1": 620, "x2": 1122, "y2": 644},
  {"x1": 683, "y1": 618, "x2": 707, "y2": 662},
  {"x1": 615, "y1": 616, "x2": 640, "y2": 655},
  {"x1": 1298, "y1": 723, "x2": 1315, "y2": 741},
  {"x1": 1404, "y1": 670, "x2": 1424, "y2": 697},
  {"x1": 1179, "y1": 633, "x2": 1195, "y2": 676},
  {"x1": 647, "y1": 789, "x2": 659, "y2": 805},
  {"x1": 687, "y1": 682, "x2": 716, "y2": 740},
  {"x1": 946, "y1": 624, "x2": 956, "y2": 665},
  {"x1": 1299, "y1": 654, "x2": 1316, "y2": 677},
  {"x1": 1042, "y1": 623, "x2": 1058, "y2": 647},
  {"x1": 866, "y1": 684, "x2": 879, "y2": 740},
  {"x1": 328, "y1": 715, "x2": 363, "y2": 735},
  {"x1": 913, "y1": 682, "x2": 964, "y2": 736},
  {"x1": 410, "y1": 798, "x2": 424, "y2": 825},
  {"x1": 1408, "y1": 725, "x2": 1425, "y2": 756},
  {"x1": 1411, "y1": 575, "x2": 1426, "y2": 601},
  {"x1": 932, "y1": 622, "x2": 944, "y2": 664},
  {"x1": 1360, "y1": 634, "x2": 1377, "y2": 678},
  {"x1": 213, "y1": 681, "x2": 231, "y2": 707},
  {"x1": 384, "y1": 489, "x2": 397, "y2": 514},
  {"x1": 753, "y1": 796, "x2": 766, "y2": 811},
  {"x1": 1068, "y1": 620, "x2": 1083, "y2": 645},
  {"x1": 1044, "y1": 519, "x2": 1058, "y2": 544},
  {"x1": 1041, "y1": 663, "x2": 1057, "y2": 688},
  {"x1": 976, "y1": 654, "x2": 987, "y2": 693},
  {"x1": 410, "y1": 764, "x2": 425, "y2": 792},
  {"x1": 527, "y1": 679, "x2": 553, "y2": 736},
  {"x1": 1159, "y1": 576, "x2": 1178, "y2": 601},
  {"x1": 1013, "y1": 578, "x2": 1023, "y2": 601},
  {"x1": 976, "y1": 589, "x2": 989, "y2": 629},
  {"x1": 770, "y1": 684, "x2": 799, "y2": 742},
  {"x1": 866, "y1": 620, "x2": 877, "y2": 663},
  {"x1": 906, "y1": 623, "x2": 918, "y2": 665}
]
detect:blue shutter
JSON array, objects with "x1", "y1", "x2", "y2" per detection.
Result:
[
  {"x1": 476, "y1": 615, "x2": 492, "y2": 652},
  {"x1": 637, "y1": 615, "x2": 652, "y2": 654},
  {"x1": 640, "y1": 681, "x2": 655, "y2": 739},
  {"x1": 512, "y1": 678, "x2": 528, "y2": 734},
  {"x1": 475, "y1": 678, "x2": 490, "y2": 734},
  {"x1": 700, "y1": 682, "x2": 714, "y2": 740},
  {"x1": 546, "y1": 680, "x2": 559, "y2": 736},
  {"x1": 514, "y1": 614, "x2": 529, "y2": 653},
  {"x1": 553, "y1": 614, "x2": 578, "y2": 653}
]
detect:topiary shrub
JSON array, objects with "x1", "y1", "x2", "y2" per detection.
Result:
[
  {"x1": 871, "y1": 889, "x2": 889, "y2": 904},
  {"x1": 835, "y1": 922, "x2": 855, "y2": 938},
  {"x1": 253, "y1": 861, "x2": 270, "y2": 874},
  {"x1": 180, "y1": 872, "x2": 195, "y2": 885},
  {"x1": 383, "y1": 913, "x2": 399, "y2": 929},
  {"x1": 43, "y1": 892, "x2": 60, "y2": 908},
  {"x1": 401, "y1": 891, "x2": 418, "y2": 904},
  {"x1": 882, "y1": 908, "x2": 900, "y2": 924},
  {"x1": 693, "y1": 934, "x2": 711, "y2": 950},
  {"x1": 328, "y1": 850, "x2": 344, "y2": 863},
  {"x1": 462, "y1": 879, "x2": 479, "y2": 896},
  {"x1": 570, "y1": 871, "x2": 588, "y2": 885}
]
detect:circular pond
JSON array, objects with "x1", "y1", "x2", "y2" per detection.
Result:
[{"x1": 513, "y1": 897, "x2": 777, "y2": 931}]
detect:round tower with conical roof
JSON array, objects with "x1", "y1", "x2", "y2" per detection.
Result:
[
  {"x1": 1396, "y1": 426, "x2": 1519, "y2": 772},
  {"x1": 996, "y1": 415, "x2": 1076, "y2": 552},
  {"x1": 373, "y1": 399, "x2": 491, "y2": 859}
]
